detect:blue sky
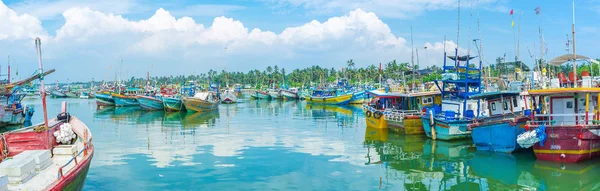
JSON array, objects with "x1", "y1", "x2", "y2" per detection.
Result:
[{"x1": 0, "y1": 0, "x2": 598, "y2": 82}]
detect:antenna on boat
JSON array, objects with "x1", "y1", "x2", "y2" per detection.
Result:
[
  {"x1": 35, "y1": 38, "x2": 49, "y2": 128},
  {"x1": 571, "y1": 0, "x2": 577, "y2": 87},
  {"x1": 410, "y1": 26, "x2": 415, "y2": 93}
]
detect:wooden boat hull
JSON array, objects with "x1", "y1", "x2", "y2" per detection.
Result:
[
  {"x1": 388, "y1": 116, "x2": 424, "y2": 135},
  {"x1": 112, "y1": 94, "x2": 139, "y2": 107},
  {"x1": 51, "y1": 91, "x2": 67, "y2": 98},
  {"x1": 252, "y1": 92, "x2": 271, "y2": 100},
  {"x1": 65, "y1": 92, "x2": 78, "y2": 98},
  {"x1": 94, "y1": 93, "x2": 114, "y2": 106},
  {"x1": 269, "y1": 92, "x2": 282, "y2": 99},
  {"x1": 421, "y1": 116, "x2": 471, "y2": 140},
  {"x1": 137, "y1": 96, "x2": 164, "y2": 110},
  {"x1": 470, "y1": 118, "x2": 527, "y2": 153},
  {"x1": 280, "y1": 90, "x2": 298, "y2": 100},
  {"x1": 221, "y1": 97, "x2": 236, "y2": 104},
  {"x1": 49, "y1": 151, "x2": 93, "y2": 191},
  {"x1": 364, "y1": 108, "x2": 387, "y2": 129},
  {"x1": 533, "y1": 126, "x2": 600, "y2": 163},
  {"x1": 183, "y1": 97, "x2": 219, "y2": 112},
  {"x1": 306, "y1": 94, "x2": 352, "y2": 105},
  {"x1": 0, "y1": 107, "x2": 31, "y2": 126},
  {"x1": 163, "y1": 97, "x2": 184, "y2": 112},
  {"x1": 349, "y1": 91, "x2": 368, "y2": 104}
]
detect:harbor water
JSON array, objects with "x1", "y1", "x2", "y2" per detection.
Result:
[{"x1": 12, "y1": 98, "x2": 600, "y2": 191}]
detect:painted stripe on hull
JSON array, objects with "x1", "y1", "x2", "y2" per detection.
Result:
[{"x1": 533, "y1": 127, "x2": 600, "y2": 162}]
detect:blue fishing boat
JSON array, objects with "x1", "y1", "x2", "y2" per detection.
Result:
[
  {"x1": 349, "y1": 90, "x2": 369, "y2": 104},
  {"x1": 421, "y1": 52, "x2": 483, "y2": 141},
  {"x1": 468, "y1": 90, "x2": 530, "y2": 153},
  {"x1": 95, "y1": 91, "x2": 114, "y2": 106},
  {"x1": 137, "y1": 95, "x2": 164, "y2": 110},
  {"x1": 111, "y1": 88, "x2": 141, "y2": 107}
]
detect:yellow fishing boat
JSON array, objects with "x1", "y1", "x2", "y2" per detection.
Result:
[
  {"x1": 364, "y1": 85, "x2": 441, "y2": 133},
  {"x1": 182, "y1": 92, "x2": 220, "y2": 112},
  {"x1": 305, "y1": 89, "x2": 353, "y2": 105}
]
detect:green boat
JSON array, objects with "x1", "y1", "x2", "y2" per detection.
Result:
[{"x1": 163, "y1": 96, "x2": 184, "y2": 111}]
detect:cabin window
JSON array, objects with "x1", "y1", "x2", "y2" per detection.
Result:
[
  {"x1": 491, "y1": 103, "x2": 496, "y2": 111},
  {"x1": 566, "y1": 101, "x2": 573, "y2": 109},
  {"x1": 503, "y1": 100, "x2": 509, "y2": 110},
  {"x1": 512, "y1": 97, "x2": 518, "y2": 107},
  {"x1": 428, "y1": 97, "x2": 433, "y2": 103}
]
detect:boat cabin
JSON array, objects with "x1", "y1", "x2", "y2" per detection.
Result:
[
  {"x1": 529, "y1": 89, "x2": 599, "y2": 126},
  {"x1": 468, "y1": 91, "x2": 528, "y2": 118},
  {"x1": 367, "y1": 89, "x2": 441, "y2": 113}
]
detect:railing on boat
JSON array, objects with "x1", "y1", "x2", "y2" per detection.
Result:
[
  {"x1": 57, "y1": 129, "x2": 92, "y2": 180},
  {"x1": 528, "y1": 113, "x2": 598, "y2": 126}
]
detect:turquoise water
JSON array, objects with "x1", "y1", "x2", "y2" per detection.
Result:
[{"x1": 16, "y1": 98, "x2": 600, "y2": 191}]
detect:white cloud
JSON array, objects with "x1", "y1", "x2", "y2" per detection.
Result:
[
  {"x1": 0, "y1": 1, "x2": 46, "y2": 40},
  {"x1": 0, "y1": 0, "x2": 463, "y2": 80},
  {"x1": 8, "y1": 0, "x2": 135, "y2": 20}
]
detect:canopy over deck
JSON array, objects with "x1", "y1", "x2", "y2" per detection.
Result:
[
  {"x1": 447, "y1": 55, "x2": 477, "y2": 61},
  {"x1": 549, "y1": 54, "x2": 590, "y2": 66},
  {"x1": 528, "y1": 88, "x2": 600, "y2": 95},
  {"x1": 468, "y1": 91, "x2": 521, "y2": 99}
]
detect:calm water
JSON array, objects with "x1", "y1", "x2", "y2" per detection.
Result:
[{"x1": 15, "y1": 98, "x2": 600, "y2": 191}]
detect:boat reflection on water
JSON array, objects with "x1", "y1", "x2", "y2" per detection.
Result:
[
  {"x1": 531, "y1": 158, "x2": 600, "y2": 190},
  {"x1": 306, "y1": 104, "x2": 362, "y2": 127},
  {"x1": 181, "y1": 110, "x2": 220, "y2": 128},
  {"x1": 362, "y1": 126, "x2": 600, "y2": 191}
]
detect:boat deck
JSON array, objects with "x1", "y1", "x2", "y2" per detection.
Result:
[{"x1": 7, "y1": 138, "x2": 85, "y2": 191}]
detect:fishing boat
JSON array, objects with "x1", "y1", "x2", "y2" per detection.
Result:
[
  {"x1": 421, "y1": 54, "x2": 483, "y2": 141},
  {"x1": 79, "y1": 92, "x2": 89, "y2": 99},
  {"x1": 182, "y1": 92, "x2": 219, "y2": 112},
  {"x1": 50, "y1": 90, "x2": 67, "y2": 98},
  {"x1": 94, "y1": 91, "x2": 114, "y2": 106},
  {"x1": 137, "y1": 95, "x2": 164, "y2": 110},
  {"x1": 65, "y1": 91, "x2": 77, "y2": 98},
  {"x1": 349, "y1": 90, "x2": 369, "y2": 104},
  {"x1": 0, "y1": 93, "x2": 35, "y2": 127},
  {"x1": 220, "y1": 89, "x2": 238, "y2": 104},
  {"x1": 280, "y1": 88, "x2": 299, "y2": 100},
  {"x1": 111, "y1": 88, "x2": 141, "y2": 107},
  {"x1": 251, "y1": 91, "x2": 271, "y2": 100},
  {"x1": 305, "y1": 89, "x2": 353, "y2": 105},
  {"x1": 467, "y1": 90, "x2": 530, "y2": 153},
  {"x1": 268, "y1": 89, "x2": 282, "y2": 100},
  {"x1": 163, "y1": 97, "x2": 184, "y2": 112},
  {"x1": 518, "y1": 79, "x2": 600, "y2": 162},
  {"x1": 0, "y1": 38, "x2": 95, "y2": 191},
  {"x1": 364, "y1": 88, "x2": 441, "y2": 135}
]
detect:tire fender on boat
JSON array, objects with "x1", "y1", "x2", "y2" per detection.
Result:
[
  {"x1": 365, "y1": 110, "x2": 372, "y2": 118},
  {"x1": 373, "y1": 111, "x2": 383, "y2": 119}
]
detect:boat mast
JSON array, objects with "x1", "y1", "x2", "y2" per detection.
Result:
[
  {"x1": 571, "y1": 0, "x2": 577, "y2": 87},
  {"x1": 35, "y1": 38, "x2": 49, "y2": 131}
]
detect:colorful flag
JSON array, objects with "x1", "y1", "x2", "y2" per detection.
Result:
[
  {"x1": 511, "y1": 20, "x2": 515, "y2": 27},
  {"x1": 510, "y1": 9, "x2": 514, "y2": 15},
  {"x1": 534, "y1": 6, "x2": 540, "y2": 15}
]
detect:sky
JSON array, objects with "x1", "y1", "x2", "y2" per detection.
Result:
[{"x1": 0, "y1": 0, "x2": 598, "y2": 82}]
